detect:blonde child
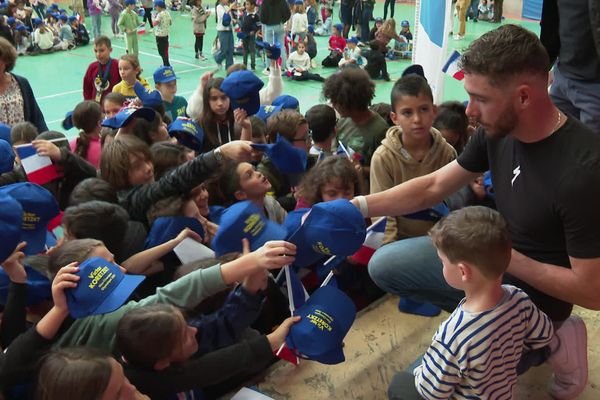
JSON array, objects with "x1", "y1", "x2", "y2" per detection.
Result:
[
  {"x1": 112, "y1": 54, "x2": 152, "y2": 99},
  {"x1": 118, "y1": 0, "x2": 141, "y2": 56},
  {"x1": 290, "y1": 0, "x2": 308, "y2": 48}
]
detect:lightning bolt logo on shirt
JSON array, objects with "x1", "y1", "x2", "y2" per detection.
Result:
[{"x1": 511, "y1": 165, "x2": 521, "y2": 187}]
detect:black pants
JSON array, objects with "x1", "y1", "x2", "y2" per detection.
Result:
[
  {"x1": 194, "y1": 33, "x2": 204, "y2": 54},
  {"x1": 242, "y1": 36, "x2": 256, "y2": 68},
  {"x1": 384, "y1": 0, "x2": 395, "y2": 19},
  {"x1": 143, "y1": 7, "x2": 153, "y2": 26},
  {"x1": 292, "y1": 70, "x2": 324, "y2": 82},
  {"x1": 156, "y1": 35, "x2": 170, "y2": 66}
]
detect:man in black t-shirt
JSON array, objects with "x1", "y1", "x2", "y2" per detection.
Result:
[{"x1": 354, "y1": 25, "x2": 598, "y2": 400}]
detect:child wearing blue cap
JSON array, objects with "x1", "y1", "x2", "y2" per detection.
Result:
[
  {"x1": 118, "y1": 0, "x2": 140, "y2": 56},
  {"x1": 153, "y1": 0, "x2": 172, "y2": 66},
  {"x1": 321, "y1": 22, "x2": 345, "y2": 67},
  {"x1": 113, "y1": 55, "x2": 152, "y2": 99},
  {"x1": 56, "y1": 14, "x2": 75, "y2": 49},
  {"x1": 153, "y1": 66, "x2": 189, "y2": 121},
  {"x1": 338, "y1": 36, "x2": 365, "y2": 68},
  {"x1": 70, "y1": 16, "x2": 90, "y2": 46},
  {"x1": 32, "y1": 19, "x2": 54, "y2": 52}
]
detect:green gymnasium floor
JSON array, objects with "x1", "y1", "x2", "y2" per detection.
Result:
[{"x1": 13, "y1": 2, "x2": 540, "y2": 137}]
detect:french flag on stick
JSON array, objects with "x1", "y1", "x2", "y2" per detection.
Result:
[
  {"x1": 14, "y1": 144, "x2": 62, "y2": 185},
  {"x1": 442, "y1": 50, "x2": 464, "y2": 81},
  {"x1": 351, "y1": 218, "x2": 387, "y2": 266}
]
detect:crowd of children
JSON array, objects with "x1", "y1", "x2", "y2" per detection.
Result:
[{"x1": 0, "y1": 3, "x2": 592, "y2": 400}]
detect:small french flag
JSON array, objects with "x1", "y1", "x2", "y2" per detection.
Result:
[
  {"x1": 137, "y1": 23, "x2": 146, "y2": 35},
  {"x1": 351, "y1": 218, "x2": 387, "y2": 266},
  {"x1": 442, "y1": 50, "x2": 464, "y2": 81},
  {"x1": 14, "y1": 144, "x2": 62, "y2": 185}
]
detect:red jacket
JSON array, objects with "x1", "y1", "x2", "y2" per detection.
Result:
[
  {"x1": 83, "y1": 58, "x2": 120, "y2": 102},
  {"x1": 329, "y1": 35, "x2": 346, "y2": 52}
]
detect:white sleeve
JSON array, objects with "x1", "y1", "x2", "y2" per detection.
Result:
[
  {"x1": 186, "y1": 84, "x2": 204, "y2": 120},
  {"x1": 259, "y1": 64, "x2": 283, "y2": 105}
]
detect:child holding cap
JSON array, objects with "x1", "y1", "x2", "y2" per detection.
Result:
[
  {"x1": 153, "y1": 0, "x2": 172, "y2": 66},
  {"x1": 118, "y1": 0, "x2": 140, "y2": 56}
]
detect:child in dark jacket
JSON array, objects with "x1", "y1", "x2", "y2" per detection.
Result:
[
  {"x1": 239, "y1": 0, "x2": 260, "y2": 70},
  {"x1": 365, "y1": 39, "x2": 390, "y2": 81}
]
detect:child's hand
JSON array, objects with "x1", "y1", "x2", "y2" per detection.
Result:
[
  {"x1": 267, "y1": 316, "x2": 301, "y2": 351},
  {"x1": 197, "y1": 215, "x2": 218, "y2": 244},
  {"x1": 248, "y1": 239, "x2": 296, "y2": 270},
  {"x1": 241, "y1": 239, "x2": 268, "y2": 292},
  {"x1": 174, "y1": 227, "x2": 203, "y2": 244},
  {"x1": 52, "y1": 262, "x2": 80, "y2": 314},
  {"x1": 2, "y1": 242, "x2": 27, "y2": 284},
  {"x1": 200, "y1": 70, "x2": 214, "y2": 89},
  {"x1": 32, "y1": 140, "x2": 62, "y2": 162},
  {"x1": 233, "y1": 108, "x2": 251, "y2": 130}
]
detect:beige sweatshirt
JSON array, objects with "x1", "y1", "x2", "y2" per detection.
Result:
[{"x1": 370, "y1": 126, "x2": 457, "y2": 244}]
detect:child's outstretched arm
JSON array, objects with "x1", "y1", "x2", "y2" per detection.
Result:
[
  {"x1": 1, "y1": 242, "x2": 28, "y2": 348},
  {"x1": 122, "y1": 228, "x2": 203, "y2": 275}
]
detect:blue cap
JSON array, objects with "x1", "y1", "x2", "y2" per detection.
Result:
[
  {"x1": 272, "y1": 95, "x2": 299, "y2": 111},
  {"x1": 101, "y1": 107, "x2": 155, "y2": 128},
  {"x1": 347, "y1": 36, "x2": 359, "y2": 45},
  {"x1": 59, "y1": 8, "x2": 66, "y2": 13},
  {"x1": 153, "y1": 65, "x2": 177, "y2": 84},
  {"x1": 0, "y1": 265, "x2": 51, "y2": 306},
  {"x1": 125, "y1": 0, "x2": 136, "y2": 4},
  {"x1": 483, "y1": 170, "x2": 494, "y2": 199},
  {"x1": 0, "y1": 183, "x2": 60, "y2": 256},
  {"x1": 285, "y1": 199, "x2": 366, "y2": 268},
  {"x1": 50, "y1": 12, "x2": 60, "y2": 19},
  {"x1": 16, "y1": 24, "x2": 27, "y2": 31},
  {"x1": 401, "y1": 20, "x2": 410, "y2": 27},
  {"x1": 0, "y1": 123, "x2": 10, "y2": 143},
  {"x1": 0, "y1": 139, "x2": 14, "y2": 174},
  {"x1": 256, "y1": 41, "x2": 281, "y2": 60},
  {"x1": 7, "y1": 17, "x2": 15, "y2": 25},
  {"x1": 286, "y1": 285, "x2": 356, "y2": 364},
  {"x1": 133, "y1": 81, "x2": 163, "y2": 107},
  {"x1": 32, "y1": 18, "x2": 43, "y2": 26},
  {"x1": 168, "y1": 117, "x2": 204, "y2": 152},
  {"x1": 66, "y1": 257, "x2": 145, "y2": 318},
  {"x1": 220, "y1": 70, "x2": 265, "y2": 116},
  {"x1": 68, "y1": 15, "x2": 78, "y2": 22},
  {"x1": 294, "y1": 0, "x2": 303, "y2": 4},
  {"x1": 0, "y1": 192, "x2": 22, "y2": 263},
  {"x1": 62, "y1": 111, "x2": 74, "y2": 130},
  {"x1": 208, "y1": 205, "x2": 225, "y2": 225},
  {"x1": 58, "y1": 14, "x2": 68, "y2": 21},
  {"x1": 251, "y1": 134, "x2": 307, "y2": 174},
  {"x1": 255, "y1": 104, "x2": 282, "y2": 122},
  {"x1": 375, "y1": 17, "x2": 383, "y2": 23},
  {"x1": 222, "y1": 13, "x2": 231, "y2": 26},
  {"x1": 154, "y1": 0, "x2": 166, "y2": 8},
  {"x1": 212, "y1": 200, "x2": 287, "y2": 256},
  {"x1": 404, "y1": 202, "x2": 449, "y2": 221},
  {"x1": 145, "y1": 216, "x2": 205, "y2": 249},
  {"x1": 333, "y1": 23, "x2": 343, "y2": 33},
  {"x1": 48, "y1": 3, "x2": 59, "y2": 9}
]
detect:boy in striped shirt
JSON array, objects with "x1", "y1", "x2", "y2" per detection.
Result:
[{"x1": 389, "y1": 206, "x2": 582, "y2": 399}]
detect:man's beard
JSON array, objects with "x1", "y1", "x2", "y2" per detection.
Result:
[{"x1": 481, "y1": 105, "x2": 518, "y2": 139}]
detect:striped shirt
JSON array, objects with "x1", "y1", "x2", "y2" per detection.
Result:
[{"x1": 414, "y1": 285, "x2": 553, "y2": 400}]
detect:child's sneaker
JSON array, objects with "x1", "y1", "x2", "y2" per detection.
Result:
[
  {"x1": 547, "y1": 315, "x2": 588, "y2": 400},
  {"x1": 195, "y1": 52, "x2": 199, "y2": 59},
  {"x1": 198, "y1": 53, "x2": 207, "y2": 61},
  {"x1": 453, "y1": 34, "x2": 464, "y2": 40}
]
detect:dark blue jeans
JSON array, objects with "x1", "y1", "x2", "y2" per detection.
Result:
[
  {"x1": 468, "y1": 0, "x2": 479, "y2": 19},
  {"x1": 361, "y1": 5, "x2": 373, "y2": 43},
  {"x1": 215, "y1": 30, "x2": 234, "y2": 68}
]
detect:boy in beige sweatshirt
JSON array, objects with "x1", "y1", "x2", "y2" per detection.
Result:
[{"x1": 370, "y1": 74, "x2": 456, "y2": 244}]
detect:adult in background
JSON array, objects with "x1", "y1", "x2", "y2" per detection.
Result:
[
  {"x1": 359, "y1": 0, "x2": 374, "y2": 43},
  {"x1": 358, "y1": 25, "x2": 596, "y2": 399},
  {"x1": 541, "y1": 0, "x2": 600, "y2": 135},
  {"x1": 0, "y1": 37, "x2": 47, "y2": 132},
  {"x1": 260, "y1": 0, "x2": 291, "y2": 69}
]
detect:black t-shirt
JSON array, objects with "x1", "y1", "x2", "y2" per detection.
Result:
[{"x1": 457, "y1": 117, "x2": 600, "y2": 321}]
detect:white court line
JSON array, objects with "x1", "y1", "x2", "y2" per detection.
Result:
[
  {"x1": 37, "y1": 66, "x2": 206, "y2": 101},
  {"x1": 112, "y1": 44, "x2": 206, "y2": 69}
]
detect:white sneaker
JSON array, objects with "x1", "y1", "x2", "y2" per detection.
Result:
[
  {"x1": 453, "y1": 34, "x2": 464, "y2": 40},
  {"x1": 198, "y1": 53, "x2": 207, "y2": 61},
  {"x1": 547, "y1": 315, "x2": 588, "y2": 400}
]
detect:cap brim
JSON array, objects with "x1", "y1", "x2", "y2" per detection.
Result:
[{"x1": 94, "y1": 274, "x2": 145, "y2": 316}]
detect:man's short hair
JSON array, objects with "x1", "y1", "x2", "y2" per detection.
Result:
[
  {"x1": 459, "y1": 24, "x2": 549, "y2": 86},
  {"x1": 305, "y1": 104, "x2": 336, "y2": 143},
  {"x1": 390, "y1": 75, "x2": 433, "y2": 110},
  {"x1": 322, "y1": 68, "x2": 375, "y2": 113},
  {"x1": 429, "y1": 206, "x2": 512, "y2": 280}
]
